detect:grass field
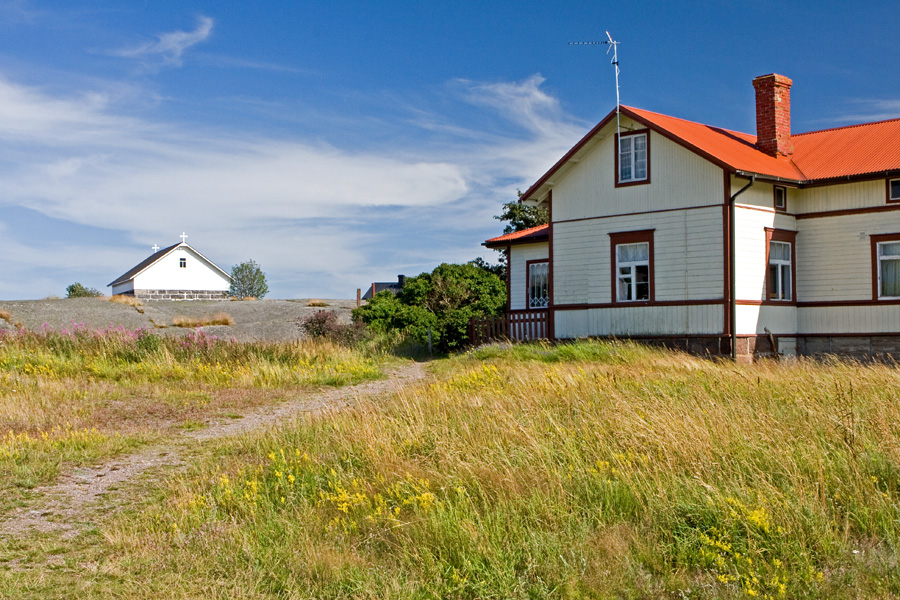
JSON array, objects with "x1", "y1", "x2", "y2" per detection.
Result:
[{"x1": 2, "y1": 332, "x2": 900, "y2": 598}]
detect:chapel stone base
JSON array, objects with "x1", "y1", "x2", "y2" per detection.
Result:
[{"x1": 119, "y1": 289, "x2": 230, "y2": 301}]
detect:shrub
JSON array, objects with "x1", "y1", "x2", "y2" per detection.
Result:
[
  {"x1": 66, "y1": 282, "x2": 102, "y2": 298},
  {"x1": 229, "y1": 260, "x2": 269, "y2": 300},
  {"x1": 0, "y1": 310, "x2": 11, "y2": 323},
  {"x1": 299, "y1": 310, "x2": 368, "y2": 346},
  {"x1": 353, "y1": 262, "x2": 505, "y2": 353},
  {"x1": 306, "y1": 299, "x2": 329, "y2": 307}
]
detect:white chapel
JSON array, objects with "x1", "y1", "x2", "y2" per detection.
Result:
[{"x1": 108, "y1": 234, "x2": 232, "y2": 300}]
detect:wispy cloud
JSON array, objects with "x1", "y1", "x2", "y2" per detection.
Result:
[
  {"x1": 818, "y1": 99, "x2": 900, "y2": 126},
  {"x1": 0, "y1": 74, "x2": 583, "y2": 298},
  {"x1": 113, "y1": 15, "x2": 213, "y2": 66}
]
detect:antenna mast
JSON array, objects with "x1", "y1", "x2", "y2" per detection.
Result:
[{"x1": 569, "y1": 31, "x2": 621, "y2": 146}]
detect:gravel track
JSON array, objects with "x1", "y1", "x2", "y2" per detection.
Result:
[{"x1": 0, "y1": 361, "x2": 427, "y2": 539}]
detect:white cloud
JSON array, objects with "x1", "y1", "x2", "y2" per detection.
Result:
[
  {"x1": 818, "y1": 99, "x2": 900, "y2": 126},
  {"x1": 0, "y1": 73, "x2": 583, "y2": 298},
  {"x1": 114, "y1": 15, "x2": 213, "y2": 66}
]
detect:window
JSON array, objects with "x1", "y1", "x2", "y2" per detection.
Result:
[
  {"x1": 179, "y1": 258, "x2": 187, "y2": 268},
  {"x1": 774, "y1": 186, "x2": 787, "y2": 212},
  {"x1": 764, "y1": 228, "x2": 796, "y2": 303},
  {"x1": 768, "y1": 242, "x2": 792, "y2": 300},
  {"x1": 527, "y1": 261, "x2": 549, "y2": 308},
  {"x1": 888, "y1": 179, "x2": 900, "y2": 203},
  {"x1": 875, "y1": 238, "x2": 900, "y2": 298},
  {"x1": 615, "y1": 130, "x2": 650, "y2": 186},
  {"x1": 610, "y1": 230, "x2": 654, "y2": 302}
]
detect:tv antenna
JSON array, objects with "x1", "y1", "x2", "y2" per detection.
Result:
[{"x1": 570, "y1": 31, "x2": 621, "y2": 148}]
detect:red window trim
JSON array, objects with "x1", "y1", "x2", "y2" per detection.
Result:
[
  {"x1": 774, "y1": 185, "x2": 787, "y2": 213},
  {"x1": 871, "y1": 232, "x2": 900, "y2": 300},
  {"x1": 887, "y1": 178, "x2": 900, "y2": 204},
  {"x1": 764, "y1": 228, "x2": 797, "y2": 304},
  {"x1": 609, "y1": 229, "x2": 655, "y2": 303},
  {"x1": 614, "y1": 129, "x2": 651, "y2": 188},
  {"x1": 525, "y1": 259, "x2": 549, "y2": 309}
]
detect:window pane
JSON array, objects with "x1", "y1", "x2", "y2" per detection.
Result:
[
  {"x1": 528, "y1": 263, "x2": 549, "y2": 308},
  {"x1": 618, "y1": 272, "x2": 632, "y2": 301},
  {"x1": 879, "y1": 242, "x2": 900, "y2": 257},
  {"x1": 780, "y1": 264, "x2": 792, "y2": 300},
  {"x1": 882, "y1": 258, "x2": 900, "y2": 297},
  {"x1": 633, "y1": 135, "x2": 647, "y2": 180},
  {"x1": 617, "y1": 242, "x2": 649, "y2": 263},
  {"x1": 635, "y1": 265, "x2": 649, "y2": 300},
  {"x1": 770, "y1": 241, "x2": 790, "y2": 262},
  {"x1": 619, "y1": 136, "x2": 632, "y2": 181},
  {"x1": 768, "y1": 264, "x2": 779, "y2": 299},
  {"x1": 891, "y1": 179, "x2": 900, "y2": 200}
]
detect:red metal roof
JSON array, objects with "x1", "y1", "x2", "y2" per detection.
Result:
[
  {"x1": 483, "y1": 224, "x2": 549, "y2": 247},
  {"x1": 623, "y1": 106, "x2": 807, "y2": 180},
  {"x1": 518, "y1": 105, "x2": 900, "y2": 204},
  {"x1": 792, "y1": 118, "x2": 900, "y2": 180}
]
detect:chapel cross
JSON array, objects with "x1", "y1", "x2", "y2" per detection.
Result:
[
  {"x1": 152, "y1": 244, "x2": 160, "y2": 253},
  {"x1": 180, "y1": 232, "x2": 188, "y2": 244}
]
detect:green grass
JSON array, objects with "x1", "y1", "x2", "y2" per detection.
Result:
[
  {"x1": 0, "y1": 326, "x2": 387, "y2": 515},
  {"x1": 4, "y1": 339, "x2": 900, "y2": 598}
]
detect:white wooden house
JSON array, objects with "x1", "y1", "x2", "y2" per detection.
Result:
[
  {"x1": 108, "y1": 238, "x2": 232, "y2": 301},
  {"x1": 484, "y1": 73, "x2": 900, "y2": 360}
]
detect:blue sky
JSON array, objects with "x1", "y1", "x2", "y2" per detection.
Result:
[{"x1": 1, "y1": 1, "x2": 898, "y2": 299}]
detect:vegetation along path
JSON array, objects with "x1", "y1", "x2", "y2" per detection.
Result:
[{"x1": 0, "y1": 361, "x2": 427, "y2": 540}]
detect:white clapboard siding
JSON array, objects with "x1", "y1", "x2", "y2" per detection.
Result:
[
  {"x1": 508, "y1": 242, "x2": 549, "y2": 310},
  {"x1": 799, "y1": 305, "x2": 900, "y2": 335},
  {"x1": 736, "y1": 304, "x2": 797, "y2": 336},
  {"x1": 795, "y1": 180, "x2": 886, "y2": 215},
  {"x1": 797, "y1": 212, "x2": 900, "y2": 301},
  {"x1": 553, "y1": 207, "x2": 724, "y2": 306},
  {"x1": 551, "y1": 117, "x2": 725, "y2": 223},
  {"x1": 733, "y1": 206, "x2": 797, "y2": 301},
  {"x1": 135, "y1": 246, "x2": 231, "y2": 292},
  {"x1": 554, "y1": 305, "x2": 723, "y2": 338}
]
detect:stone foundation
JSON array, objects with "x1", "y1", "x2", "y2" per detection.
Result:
[
  {"x1": 123, "y1": 289, "x2": 230, "y2": 301},
  {"x1": 797, "y1": 335, "x2": 900, "y2": 362}
]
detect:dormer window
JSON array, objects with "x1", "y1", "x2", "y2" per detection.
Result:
[
  {"x1": 774, "y1": 186, "x2": 787, "y2": 212},
  {"x1": 179, "y1": 258, "x2": 187, "y2": 268},
  {"x1": 888, "y1": 178, "x2": 900, "y2": 203},
  {"x1": 616, "y1": 130, "x2": 650, "y2": 187}
]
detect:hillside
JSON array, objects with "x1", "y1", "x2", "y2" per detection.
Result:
[{"x1": 0, "y1": 297, "x2": 357, "y2": 342}]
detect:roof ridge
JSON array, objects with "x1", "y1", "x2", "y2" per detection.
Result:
[
  {"x1": 623, "y1": 105, "x2": 755, "y2": 139},
  {"x1": 795, "y1": 115, "x2": 900, "y2": 137}
]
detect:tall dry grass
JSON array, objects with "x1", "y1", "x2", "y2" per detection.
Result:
[
  {"x1": 105, "y1": 295, "x2": 143, "y2": 308},
  {"x1": 101, "y1": 341, "x2": 900, "y2": 599},
  {"x1": 172, "y1": 312, "x2": 234, "y2": 327},
  {"x1": 0, "y1": 325, "x2": 385, "y2": 513}
]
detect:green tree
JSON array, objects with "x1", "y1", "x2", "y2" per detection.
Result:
[
  {"x1": 66, "y1": 282, "x2": 102, "y2": 298},
  {"x1": 229, "y1": 260, "x2": 269, "y2": 299},
  {"x1": 353, "y1": 262, "x2": 505, "y2": 353},
  {"x1": 494, "y1": 196, "x2": 549, "y2": 234}
]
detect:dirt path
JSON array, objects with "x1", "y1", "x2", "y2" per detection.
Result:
[{"x1": 0, "y1": 361, "x2": 428, "y2": 539}]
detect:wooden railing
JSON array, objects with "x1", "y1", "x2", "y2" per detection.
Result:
[{"x1": 468, "y1": 309, "x2": 549, "y2": 346}]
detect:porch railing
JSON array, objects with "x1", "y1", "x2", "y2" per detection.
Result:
[{"x1": 467, "y1": 309, "x2": 548, "y2": 346}]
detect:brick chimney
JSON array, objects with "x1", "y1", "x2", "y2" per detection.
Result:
[{"x1": 752, "y1": 74, "x2": 793, "y2": 157}]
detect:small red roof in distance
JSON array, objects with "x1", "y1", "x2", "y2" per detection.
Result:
[
  {"x1": 791, "y1": 118, "x2": 900, "y2": 180},
  {"x1": 484, "y1": 224, "x2": 549, "y2": 247}
]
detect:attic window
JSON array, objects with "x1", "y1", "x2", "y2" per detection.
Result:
[
  {"x1": 774, "y1": 186, "x2": 787, "y2": 212},
  {"x1": 179, "y1": 258, "x2": 187, "y2": 268},
  {"x1": 615, "y1": 130, "x2": 650, "y2": 187},
  {"x1": 888, "y1": 179, "x2": 900, "y2": 203}
]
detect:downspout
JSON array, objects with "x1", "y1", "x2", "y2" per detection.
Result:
[{"x1": 729, "y1": 175, "x2": 755, "y2": 360}]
